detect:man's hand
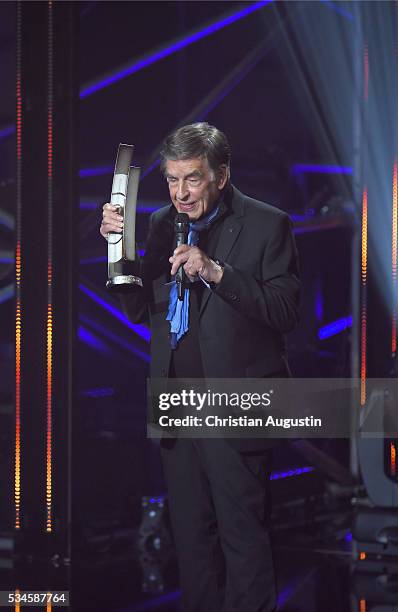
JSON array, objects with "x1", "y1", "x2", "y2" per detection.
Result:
[
  {"x1": 169, "y1": 245, "x2": 224, "y2": 284},
  {"x1": 100, "y1": 203, "x2": 124, "y2": 239}
]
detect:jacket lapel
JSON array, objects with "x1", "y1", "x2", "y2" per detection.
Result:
[
  {"x1": 199, "y1": 187, "x2": 244, "y2": 317},
  {"x1": 213, "y1": 215, "x2": 243, "y2": 262}
]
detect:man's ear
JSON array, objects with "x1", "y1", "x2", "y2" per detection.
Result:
[{"x1": 216, "y1": 165, "x2": 229, "y2": 190}]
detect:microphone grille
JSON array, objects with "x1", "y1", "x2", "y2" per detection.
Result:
[
  {"x1": 175, "y1": 213, "x2": 190, "y2": 223},
  {"x1": 175, "y1": 213, "x2": 190, "y2": 230}
]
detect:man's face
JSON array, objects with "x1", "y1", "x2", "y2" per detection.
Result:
[{"x1": 165, "y1": 157, "x2": 228, "y2": 221}]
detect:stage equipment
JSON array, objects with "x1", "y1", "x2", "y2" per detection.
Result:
[
  {"x1": 353, "y1": 389, "x2": 398, "y2": 572},
  {"x1": 352, "y1": 571, "x2": 398, "y2": 610},
  {"x1": 106, "y1": 144, "x2": 143, "y2": 293},
  {"x1": 138, "y1": 497, "x2": 173, "y2": 594}
]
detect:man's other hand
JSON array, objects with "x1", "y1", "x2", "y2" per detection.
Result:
[
  {"x1": 100, "y1": 203, "x2": 124, "y2": 239},
  {"x1": 169, "y1": 245, "x2": 224, "y2": 284}
]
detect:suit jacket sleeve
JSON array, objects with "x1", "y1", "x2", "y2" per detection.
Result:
[
  {"x1": 213, "y1": 213, "x2": 300, "y2": 333},
  {"x1": 119, "y1": 212, "x2": 158, "y2": 325}
]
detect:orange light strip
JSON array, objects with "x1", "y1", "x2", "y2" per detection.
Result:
[
  {"x1": 14, "y1": 589, "x2": 20, "y2": 612},
  {"x1": 359, "y1": 598, "x2": 366, "y2": 612},
  {"x1": 15, "y1": 249, "x2": 21, "y2": 531},
  {"x1": 391, "y1": 442, "x2": 397, "y2": 477},
  {"x1": 393, "y1": 160, "x2": 397, "y2": 355},
  {"x1": 361, "y1": 189, "x2": 368, "y2": 406},
  {"x1": 15, "y1": 2, "x2": 22, "y2": 531},
  {"x1": 46, "y1": 301, "x2": 53, "y2": 533},
  {"x1": 46, "y1": 0, "x2": 53, "y2": 534}
]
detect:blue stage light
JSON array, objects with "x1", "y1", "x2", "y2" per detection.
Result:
[
  {"x1": 79, "y1": 325, "x2": 112, "y2": 355},
  {"x1": 80, "y1": 313, "x2": 150, "y2": 362},
  {"x1": 320, "y1": 0, "x2": 354, "y2": 22},
  {"x1": 123, "y1": 589, "x2": 181, "y2": 611},
  {"x1": 318, "y1": 315, "x2": 353, "y2": 340},
  {"x1": 270, "y1": 466, "x2": 314, "y2": 480},
  {"x1": 79, "y1": 282, "x2": 150, "y2": 342},
  {"x1": 0, "y1": 124, "x2": 15, "y2": 141},
  {"x1": 292, "y1": 163, "x2": 353, "y2": 176},
  {"x1": 80, "y1": 1, "x2": 273, "y2": 99},
  {"x1": 79, "y1": 165, "x2": 114, "y2": 178},
  {"x1": 81, "y1": 387, "x2": 115, "y2": 398}
]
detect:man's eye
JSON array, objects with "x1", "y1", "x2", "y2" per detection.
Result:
[
  {"x1": 188, "y1": 178, "x2": 200, "y2": 185},
  {"x1": 167, "y1": 177, "x2": 177, "y2": 183}
]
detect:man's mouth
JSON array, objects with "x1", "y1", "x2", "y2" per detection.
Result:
[{"x1": 178, "y1": 201, "x2": 197, "y2": 211}]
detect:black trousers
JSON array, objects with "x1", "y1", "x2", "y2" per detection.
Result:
[{"x1": 161, "y1": 438, "x2": 276, "y2": 612}]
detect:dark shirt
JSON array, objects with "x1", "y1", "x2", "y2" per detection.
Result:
[{"x1": 169, "y1": 194, "x2": 231, "y2": 378}]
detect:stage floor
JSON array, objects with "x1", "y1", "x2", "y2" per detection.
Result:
[{"x1": 1, "y1": 505, "x2": 397, "y2": 611}]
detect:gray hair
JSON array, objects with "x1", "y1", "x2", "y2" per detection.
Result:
[{"x1": 159, "y1": 122, "x2": 231, "y2": 178}]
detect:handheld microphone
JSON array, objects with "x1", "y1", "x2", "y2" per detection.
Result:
[{"x1": 174, "y1": 213, "x2": 190, "y2": 300}]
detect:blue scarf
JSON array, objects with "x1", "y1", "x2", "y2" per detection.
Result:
[{"x1": 166, "y1": 205, "x2": 220, "y2": 348}]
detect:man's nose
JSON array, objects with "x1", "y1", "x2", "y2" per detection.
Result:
[{"x1": 176, "y1": 180, "x2": 189, "y2": 200}]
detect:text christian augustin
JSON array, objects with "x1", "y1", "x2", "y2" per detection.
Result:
[{"x1": 155, "y1": 389, "x2": 322, "y2": 430}]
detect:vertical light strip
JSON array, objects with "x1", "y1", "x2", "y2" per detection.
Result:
[
  {"x1": 394, "y1": 4, "x2": 398, "y2": 357},
  {"x1": 46, "y1": 0, "x2": 53, "y2": 533},
  {"x1": 359, "y1": 599, "x2": 366, "y2": 612},
  {"x1": 15, "y1": 1, "x2": 22, "y2": 531},
  {"x1": 364, "y1": 44, "x2": 369, "y2": 102},
  {"x1": 392, "y1": 160, "x2": 397, "y2": 355},
  {"x1": 360, "y1": 42, "x2": 369, "y2": 407},
  {"x1": 361, "y1": 189, "x2": 368, "y2": 406},
  {"x1": 391, "y1": 442, "x2": 397, "y2": 477},
  {"x1": 14, "y1": 589, "x2": 20, "y2": 612}
]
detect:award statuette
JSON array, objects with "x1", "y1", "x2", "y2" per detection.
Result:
[{"x1": 106, "y1": 143, "x2": 143, "y2": 293}]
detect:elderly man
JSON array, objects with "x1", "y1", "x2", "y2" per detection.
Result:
[{"x1": 101, "y1": 123, "x2": 300, "y2": 612}]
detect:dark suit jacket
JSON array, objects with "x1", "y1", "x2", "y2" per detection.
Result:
[{"x1": 121, "y1": 185, "x2": 300, "y2": 450}]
